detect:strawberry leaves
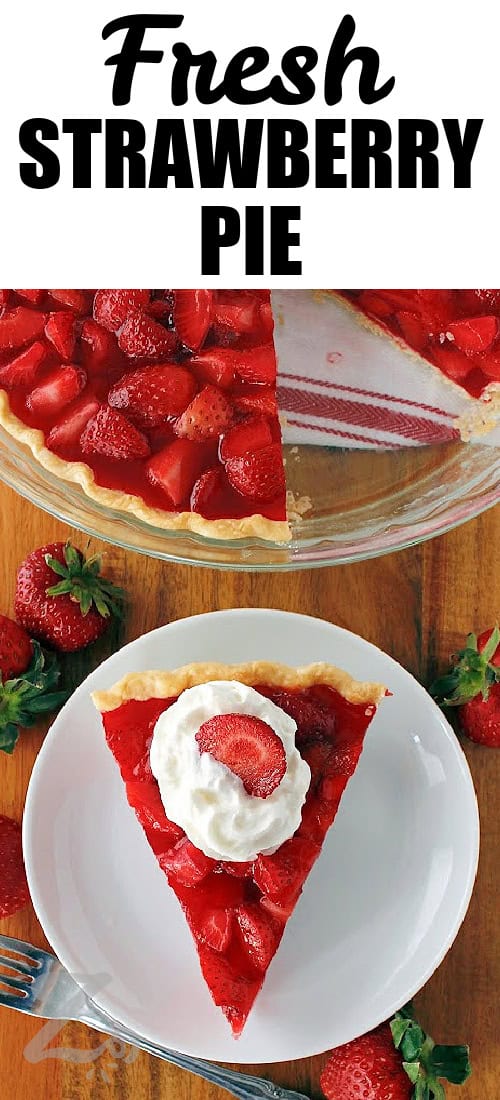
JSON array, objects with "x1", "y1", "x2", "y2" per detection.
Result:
[
  {"x1": 0, "y1": 643, "x2": 67, "y2": 754},
  {"x1": 390, "y1": 1004, "x2": 471, "y2": 1099},
  {"x1": 430, "y1": 626, "x2": 500, "y2": 706},
  {"x1": 45, "y1": 543, "x2": 125, "y2": 620}
]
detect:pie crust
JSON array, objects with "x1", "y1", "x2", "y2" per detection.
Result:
[
  {"x1": 0, "y1": 391, "x2": 290, "y2": 543},
  {"x1": 92, "y1": 660, "x2": 387, "y2": 713}
]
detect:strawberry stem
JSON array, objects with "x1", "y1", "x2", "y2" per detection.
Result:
[
  {"x1": 45, "y1": 542, "x2": 125, "y2": 620},
  {"x1": 0, "y1": 643, "x2": 67, "y2": 753},
  {"x1": 430, "y1": 626, "x2": 500, "y2": 706},
  {"x1": 390, "y1": 1004, "x2": 471, "y2": 1099}
]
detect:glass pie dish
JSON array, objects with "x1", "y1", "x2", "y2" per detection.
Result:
[{"x1": 1, "y1": 422, "x2": 499, "y2": 569}]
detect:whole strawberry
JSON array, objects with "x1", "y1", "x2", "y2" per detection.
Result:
[
  {"x1": 15, "y1": 542, "x2": 125, "y2": 652},
  {"x1": 430, "y1": 625, "x2": 500, "y2": 747},
  {"x1": 320, "y1": 1005, "x2": 471, "y2": 1100},
  {"x1": 0, "y1": 615, "x2": 32, "y2": 682}
]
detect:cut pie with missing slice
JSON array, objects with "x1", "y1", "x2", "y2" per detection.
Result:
[
  {"x1": 92, "y1": 661, "x2": 386, "y2": 1036},
  {"x1": 0, "y1": 290, "x2": 288, "y2": 542}
]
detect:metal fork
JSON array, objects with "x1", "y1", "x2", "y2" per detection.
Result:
[{"x1": 0, "y1": 935, "x2": 310, "y2": 1100}]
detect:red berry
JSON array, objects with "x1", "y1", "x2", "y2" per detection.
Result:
[
  {"x1": 233, "y1": 389, "x2": 278, "y2": 418},
  {"x1": 102, "y1": 697, "x2": 169, "y2": 781},
  {"x1": 93, "y1": 290, "x2": 151, "y2": 332},
  {"x1": 190, "y1": 347, "x2": 237, "y2": 390},
  {"x1": 81, "y1": 405, "x2": 150, "y2": 460},
  {"x1": 47, "y1": 394, "x2": 101, "y2": 453},
  {"x1": 118, "y1": 311, "x2": 177, "y2": 360},
  {"x1": 254, "y1": 836, "x2": 319, "y2": 905},
  {"x1": 174, "y1": 289, "x2": 213, "y2": 351},
  {"x1": 225, "y1": 443, "x2": 285, "y2": 501},
  {"x1": 213, "y1": 294, "x2": 260, "y2": 335},
  {"x1": 147, "y1": 438, "x2": 208, "y2": 507},
  {"x1": 0, "y1": 815, "x2": 30, "y2": 918},
  {"x1": 196, "y1": 712, "x2": 286, "y2": 799},
  {"x1": 447, "y1": 315, "x2": 499, "y2": 354},
  {"x1": 431, "y1": 345, "x2": 472, "y2": 383},
  {"x1": 15, "y1": 541, "x2": 124, "y2": 653},
  {"x1": 320, "y1": 1024, "x2": 412, "y2": 1100},
  {"x1": 0, "y1": 615, "x2": 33, "y2": 682},
  {"x1": 190, "y1": 467, "x2": 224, "y2": 513},
  {"x1": 49, "y1": 289, "x2": 90, "y2": 314},
  {"x1": 15, "y1": 290, "x2": 44, "y2": 305},
  {"x1": 27, "y1": 365, "x2": 87, "y2": 418},
  {"x1": 80, "y1": 319, "x2": 120, "y2": 373},
  {"x1": 44, "y1": 311, "x2": 76, "y2": 359},
  {"x1": 108, "y1": 363, "x2": 197, "y2": 426},
  {"x1": 175, "y1": 385, "x2": 233, "y2": 441},
  {"x1": 231, "y1": 345, "x2": 276, "y2": 385},
  {"x1": 160, "y1": 837, "x2": 216, "y2": 887},
  {"x1": 220, "y1": 418, "x2": 273, "y2": 461},
  {"x1": 0, "y1": 307, "x2": 47, "y2": 351},
  {"x1": 236, "y1": 904, "x2": 281, "y2": 972},
  {"x1": 395, "y1": 311, "x2": 428, "y2": 352},
  {"x1": 0, "y1": 342, "x2": 47, "y2": 388},
  {"x1": 196, "y1": 907, "x2": 233, "y2": 953},
  {"x1": 264, "y1": 689, "x2": 337, "y2": 744}
]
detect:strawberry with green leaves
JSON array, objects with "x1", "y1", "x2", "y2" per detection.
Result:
[
  {"x1": 320, "y1": 1005, "x2": 471, "y2": 1100},
  {"x1": 15, "y1": 541, "x2": 125, "y2": 653},
  {"x1": 430, "y1": 625, "x2": 500, "y2": 746},
  {"x1": 0, "y1": 642, "x2": 67, "y2": 754}
]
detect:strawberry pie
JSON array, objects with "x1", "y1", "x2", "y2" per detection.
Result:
[
  {"x1": 0, "y1": 290, "x2": 288, "y2": 541},
  {"x1": 338, "y1": 290, "x2": 500, "y2": 399},
  {"x1": 92, "y1": 661, "x2": 386, "y2": 1036}
]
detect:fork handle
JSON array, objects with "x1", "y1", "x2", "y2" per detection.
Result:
[{"x1": 83, "y1": 1011, "x2": 310, "y2": 1100}]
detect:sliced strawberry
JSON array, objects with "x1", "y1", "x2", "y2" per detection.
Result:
[
  {"x1": 225, "y1": 443, "x2": 285, "y2": 502},
  {"x1": 0, "y1": 291, "x2": 10, "y2": 308},
  {"x1": 232, "y1": 345, "x2": 276, "y2": 385},
  {"x1": 447, "y1": 315, "x2": 499, "y2": 354},
  {"x1": 93, "y1": 289, "x2": 151, "y2": 332},
  {"x1": 356, "y1": 290, "x2": 395, "y2": 318},
  {"x1": 196, "y1": 712, "x2": 286, "y2": 799},
  {"x1": 431, "y1": 345, "x2": 472, "y2": 383},
  {"x1": 190, "y1": 347, "x2": 237, "y2": 390},
  {"x1": 479, "y1": 353, "x2": 500, "y2": 382},
  {"x1": 254, "y1": 836, "x2": 319, "y2": 905},
  {"x1": 297, "y1": 795, "x2": 335, "y2": 845},
  {"x1": 80, "y1": 319, "x2": 119, "y2": 374},
  {"x1": 263, "y1": 689, "x2": 337, "y2": 744},
  {"x1": 395, "y1": 311, "x2": 428, "y2": 352},
  {"x1": 125, "y1": 779, "x2": 183, "y2": 844},
  {"x1": 458, "y1": 289, "x2": 500, "y2": 313},
  {"x1": 147, "y1": 439, "x2": 208, "y2": 507},
  {"x1": 44, "y1": 312, "x2": 75, "y2": 360},
  {"x1": 15, "y1": 289, "x2": 44, "y2": 305},
  {"x1": 175, "y1": 385, "x2": 233, "y2": 441},
  {"x1": 190, "y1": 467, "x2": 224, "y2": 513},
  {"x1": 196, "y1": 908, "x2": 233, "y2": 953},
  {"x1": 258, "y1": 301, "x2": 275, "y2": 342},
  {"x1": 214, "y1": 295, "x2": 260, "y2": 335},
  {"x1": 27, "y1": 365, "x2": 87, "y2": 417},
  {"x1": 174, "y1": 289, "x2": 213, "y2": 351},
  {"x1": 233, "y1": 389, "x2": 278, "y2": 418},
  {"x1": 46, "y1": 394, "x2": 101, "y2": 452},
  {"x1": 196, "y1": 945, "x2": 257, "y2": 1036},
  {"x1": 49, "y1": 289, "x2": 90, "y2": 314},
  {"x1": 0, "y1": 815, "x2": 30, "y2": 917},
  {"x1": 118, "y1": 311, "x2": 177, "y2": 361},
  {"x1": 260, "y1": 894, "x2": 295, "y2": 922},
  {"x1": 160, "y1": 837, "x2": 216, "y2": 887},
  {"x1": 237, "y1": 905, "x2": 281, "y2": 973},
  {"x1": 0, "y1": 341, "x2": 47, "y2": 388},
  {"x1": 108, "y1": 363, "x2": 197, "y2": 426},
  {"x1": 220, "y1": 418, "x2": 273, "y2": 461},
  {"x1": 0, "y1": 307, "x2": 47, "y2": 351},
  {"x1": 80, "y1": 405, "x2": 150, "y2": 460}
]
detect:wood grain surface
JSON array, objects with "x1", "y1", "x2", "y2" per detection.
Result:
[{"x1": 0, "y1": 479, "x2": 498, "y2": 1100}]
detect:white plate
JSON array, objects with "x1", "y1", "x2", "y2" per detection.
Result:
[{"x1": 23, "y1": 610, "x2": 479, "y2": 1064}]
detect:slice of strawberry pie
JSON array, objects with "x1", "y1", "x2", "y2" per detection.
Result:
[
  {"x1": 92, "y1": 661, "x2": 386, "y2": 1036},
  {"x1": 0, "y1": 290, "x2": 288, "y2": 541}
]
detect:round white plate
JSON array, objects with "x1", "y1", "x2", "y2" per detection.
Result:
[{"x1": 23, "y1": 609, "x2": 479, "y2": 1063}]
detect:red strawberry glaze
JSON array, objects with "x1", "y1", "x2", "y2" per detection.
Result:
[
  {"x1": 341, "y1": 289, "x2": 500, "y2": 397},
  {"x1": 0, "y1": 291, "x2": 286, "y2": 525},
  {"x1": 101, "y1": 684, "x2": 376, "y2": 1035}
]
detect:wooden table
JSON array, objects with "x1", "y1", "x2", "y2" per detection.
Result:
[{"x1": 0, "y1": 478, "x2": 497, "y2": 1100}]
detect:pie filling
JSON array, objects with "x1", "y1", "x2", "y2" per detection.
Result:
[
  {"x1": 98, "y1": 674, "x2": 381, "y2": 1036},
  {"x1": 341, "y1": 289, "x2": 500, "y2": 397},
  {"x1": 0, "y1": 289, "x2": 286, "y2": 531}
]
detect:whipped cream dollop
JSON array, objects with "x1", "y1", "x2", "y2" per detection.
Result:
[{"x1": 149, "y1": 680, "x2": 311, "y2": 861}]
